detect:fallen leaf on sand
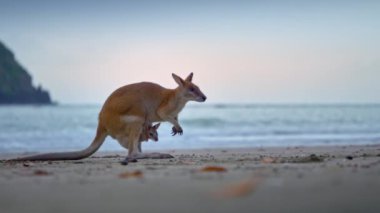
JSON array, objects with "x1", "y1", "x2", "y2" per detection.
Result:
[
  {"x1": 118, "y1": 170, "x2": 143, "y2": 179},
  {"x1": 200, "y1": 166, "x2": 227, "y2": 173},
  {"x1": 33, "y1": 170, "x2": 50, "y2": 176},
  {"x1": 213, "y1": 177, "x2": 262, "y2": 198}
]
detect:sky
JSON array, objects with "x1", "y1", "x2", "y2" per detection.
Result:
[{"x1": 0, "y1": 0, "x2": 379, "y2": 104}]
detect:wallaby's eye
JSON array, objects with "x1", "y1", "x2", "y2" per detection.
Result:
[
  {"x1": 189, "y1": 87, "x2": 195, "y2": 92},
  {"x1": 149, "y1": 133, "x2": 154, "y2": 136}
]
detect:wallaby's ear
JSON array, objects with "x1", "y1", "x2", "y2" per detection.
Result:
[
  {"x1": 172, "y1": 73, "x2": 185, "y2": 86},
  {"x1": 153, "y1": 123, "x2": 161, "y2": 130},
  {"x1": 185, "y1": 72, "x2": 193, "y2": 82}
]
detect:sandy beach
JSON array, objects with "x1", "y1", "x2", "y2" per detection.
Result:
[{"x1": 1, "y1": 145, "x2": 380, "y2": 213}]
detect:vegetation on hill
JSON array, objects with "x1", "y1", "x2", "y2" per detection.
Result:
[{"x1": 0, "y1": 41, "x2": 52, "y2": 104}]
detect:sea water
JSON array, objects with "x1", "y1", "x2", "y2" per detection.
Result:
[{"x1": 0, "y1": 104, "x2": 379, "y2": 153}]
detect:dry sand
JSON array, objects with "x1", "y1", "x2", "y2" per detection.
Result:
[{"x1": 1, "y1": 145, "x2": 380, "y2": 213}]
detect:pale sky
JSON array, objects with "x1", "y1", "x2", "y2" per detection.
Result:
[{"x1": 0, "y1": 0, "x2": 379, "y2": 104}]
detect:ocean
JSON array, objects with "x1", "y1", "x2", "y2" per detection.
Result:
[{"x1": 0, "y1": 104, "x2": 379, "y2": 153}]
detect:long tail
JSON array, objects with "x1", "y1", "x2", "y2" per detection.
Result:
[{"x1": 11, "y1": 125, "x2": 107, "y2": 161}]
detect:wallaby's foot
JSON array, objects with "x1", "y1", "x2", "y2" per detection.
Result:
[
  {"x1": 120, "y1": 158, "x2": 129, "y2": 165},
  {"x1": 120, "y1": 157, "x2": 138, "y2": 165},
  {"x1": 171, "y1": 126, "x2": 183, "y2": 136},
  {"x1": 138, "y1": 153, "x2": 174, "y2": 159},
  {"x1": 129, "y1": 158, "x2": 138, "y2": 163}
]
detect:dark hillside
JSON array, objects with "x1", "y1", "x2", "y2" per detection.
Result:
[{"x1": 0, "y1": 41, "x2": 52, "y2": 104}]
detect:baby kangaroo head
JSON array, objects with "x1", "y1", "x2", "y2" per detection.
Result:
[
  {"x1": 147, "y1": 123, "x2": 160, "y2": 142},
  {"x1": 172, "y1": 72, "x2": 207, "y2": 102}
]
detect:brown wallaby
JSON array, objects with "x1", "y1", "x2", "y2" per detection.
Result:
[{"x1": 13, "y1": 73, "x2": 206, "y2": 165}]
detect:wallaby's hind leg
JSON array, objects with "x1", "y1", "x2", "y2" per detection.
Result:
[
  {"x1": 138, "y1": 142, "x2": 142, "y2": 153},
  {"x1": 120, "y1": 124, "x2": 142, "y2": 165},
  {"x1": 117, "y1": 137, "x2": 143, "y2": 154}
]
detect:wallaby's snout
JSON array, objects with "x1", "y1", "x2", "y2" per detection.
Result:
[{"x1": 196, "y1": 93, "x2": 207, "y2": 102}]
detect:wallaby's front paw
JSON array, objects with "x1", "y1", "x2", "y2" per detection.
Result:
[{"x1": 171, "y1": 126, "x2": 183, "y2": 136}]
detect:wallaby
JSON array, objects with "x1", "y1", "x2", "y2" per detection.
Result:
[
  {"x1": 13, "y1": 72, "x2": 206, "y2": 164},
  {"x1": 13, "y1": 122, "x2": 161, "y2": 161},
  {"x1": 99, "y1": 72, "x2": 206, "y2": 164}
]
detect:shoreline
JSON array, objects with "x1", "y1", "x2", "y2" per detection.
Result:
[
  {"x1": 2, "y1": 143, "x2": 380, "y2": 157},
  {"x1": 1, "y1": 145, "x2": 380, "y2": 213}
]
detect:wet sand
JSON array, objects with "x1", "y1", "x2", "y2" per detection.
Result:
[{"x1": 1, "y1": 145, "x2": 380, "y2": 213}]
